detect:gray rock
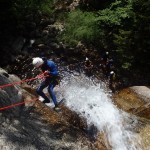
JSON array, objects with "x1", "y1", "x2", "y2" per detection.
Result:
[
  {"x1": 130, "y1": 86, "x2": 150, "y2": 103},
  {"x1": 0, "y1": 68, "x2": 9, "y2": 77},
  {"x1": 0, "y1": 71, "x2": 23, "y2": 117},
  {"x1": 12, "y1": 36, "x2": 25, "y2": 53}
]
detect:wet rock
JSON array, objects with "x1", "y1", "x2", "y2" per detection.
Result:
[
  {"x1": 113, "y1": 88, "x2": 145, "y2": 112},
  {"x1": 11, "y1": 36, "x2": 25, "y2": 53},
  {"x1": 42, "y1": 30, "x2": 49, "y2": 37},
  {"x1": 40, "y1": 18, "x2": 55, "y2": 28},
  {"x1": 0, "y1": 68, "x2": 9, "y2": 77},
  {"x1": 0, "y1": 69, "x2": 23, "y2": 117},
  {"x1": 113, "y1": 86, "x2": 150, "y2": 149},
  {"x1": 130, "y1": 86, "x2": 150, "y2": 103}
]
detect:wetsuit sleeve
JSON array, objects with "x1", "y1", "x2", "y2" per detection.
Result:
[
  {"x1": 50, "y1": 70, "x2": 58, "y2": 76},
  {"x1": 47, "y1": 61, "x2": 58, "y2": 76}
]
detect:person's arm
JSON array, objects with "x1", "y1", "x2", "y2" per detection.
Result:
[
  {"x1": 47, "y1": 61, "x2": 58, "y2": 76},
  {"x1": 50, "y1": 70, "x2": 58, "y2": 76}
]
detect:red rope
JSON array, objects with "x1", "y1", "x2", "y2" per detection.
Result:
[
  {"x1": 0, "y1": 72, "x2": 49, "y2": 111},
  {"x1": 0, "y1": 73, "x2": 47, "y2": 89},
  {"x1": 0, "y1": 98, "x2": 38, "y2": 111}
]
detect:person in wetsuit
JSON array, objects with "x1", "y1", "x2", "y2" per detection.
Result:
[{"x1": 32, "y1": 57, "x2": 60, "y2": 110}]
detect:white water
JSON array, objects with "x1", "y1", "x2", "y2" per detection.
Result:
[{"x1": 58, "y1": 73, "x2": 141, "y2": 150}]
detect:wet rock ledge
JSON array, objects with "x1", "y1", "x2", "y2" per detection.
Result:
[{"x1": 113, "y1": 86, "x2": 150, "y2": 150}]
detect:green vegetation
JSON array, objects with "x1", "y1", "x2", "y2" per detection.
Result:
[
  {"x1": 60, "y1": 0, "x2": 150, "y2": 73},
  {"x1": 0, "y1": 0, "x2": 149, "y2": 77},
  {"x1": 60, "y1": 10, "x2": 98, "y2": 46},
  {"x1": 0, "y1": 0, "x2": 55, "y2": 34}
]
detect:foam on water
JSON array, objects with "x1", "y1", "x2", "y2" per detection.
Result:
[{"x1": 59, "y1": 73, "x2": 141, "y2": 150}]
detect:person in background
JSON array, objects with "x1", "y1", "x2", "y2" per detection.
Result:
[
  {"x1": 101, "y1": 51, "x2": 109, "y2": 64},
  {"x1": 106, "y1": 58, "x2": 114, "y2": 77},
  {"x1": 32, "y1": 57, "x2": 60, "y2": 111},
  {"x1": 84, "y1": 57, "x2": 93, "y2": 76},
  {"x1": 108, "y1": 70, "x2": 116, "y2": 92},
  {"x1": 109, "y1": 71, "x2": 116, "y2": 82},
  {"x1": 100, "y1": 51, "x2": 109, "y2": 74}
]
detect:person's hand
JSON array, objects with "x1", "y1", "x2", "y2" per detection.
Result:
[{"x1": 44, "y1": 71, "x2": 49, "y2": 76}]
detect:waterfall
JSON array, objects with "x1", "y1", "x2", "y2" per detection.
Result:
[
  {"x1": 19, "y1": 60, "x2": 142, "y2": 150},
  {"x1": 58, "y1": 73, "x2": 141, "y2": 150}
]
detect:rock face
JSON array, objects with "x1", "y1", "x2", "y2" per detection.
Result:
[
  {"x1": 0, "y1": 67, "x2": 102, "y2": 150},
  {"x1": 0, "y1": 106, "x2": 96, "y2": 150},
  {"x1": 0, "y1": 68, "x2": 23, "y2": 117},
  {"x1": 113, "y1": 86, "x2": 150, "y2": 119},
  {"x1": 113, "y1": 86, "x2": 150, "y2": 150},
  {"x1": 130, "y1": 86, "x2": 150, "y2": 103}
]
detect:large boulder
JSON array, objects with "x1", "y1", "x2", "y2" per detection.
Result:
[{"x1": 0, "y1": 68, "x2": 23, "y2": 117}]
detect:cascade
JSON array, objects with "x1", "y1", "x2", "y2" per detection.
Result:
[
  {"x1": 58, "y1": 73, "x2": 141, "y2": 150},
  {"x1": 12, "y1": 59, "x2": 142, "y2": 150}
]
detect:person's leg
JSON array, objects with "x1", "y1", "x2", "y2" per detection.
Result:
[
  {"x1": 48, "y1": 83, "x2": 58, "y2": 107},
  {"x1": 36, "y1": 80, "x2": 50, "y2": 103}
]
